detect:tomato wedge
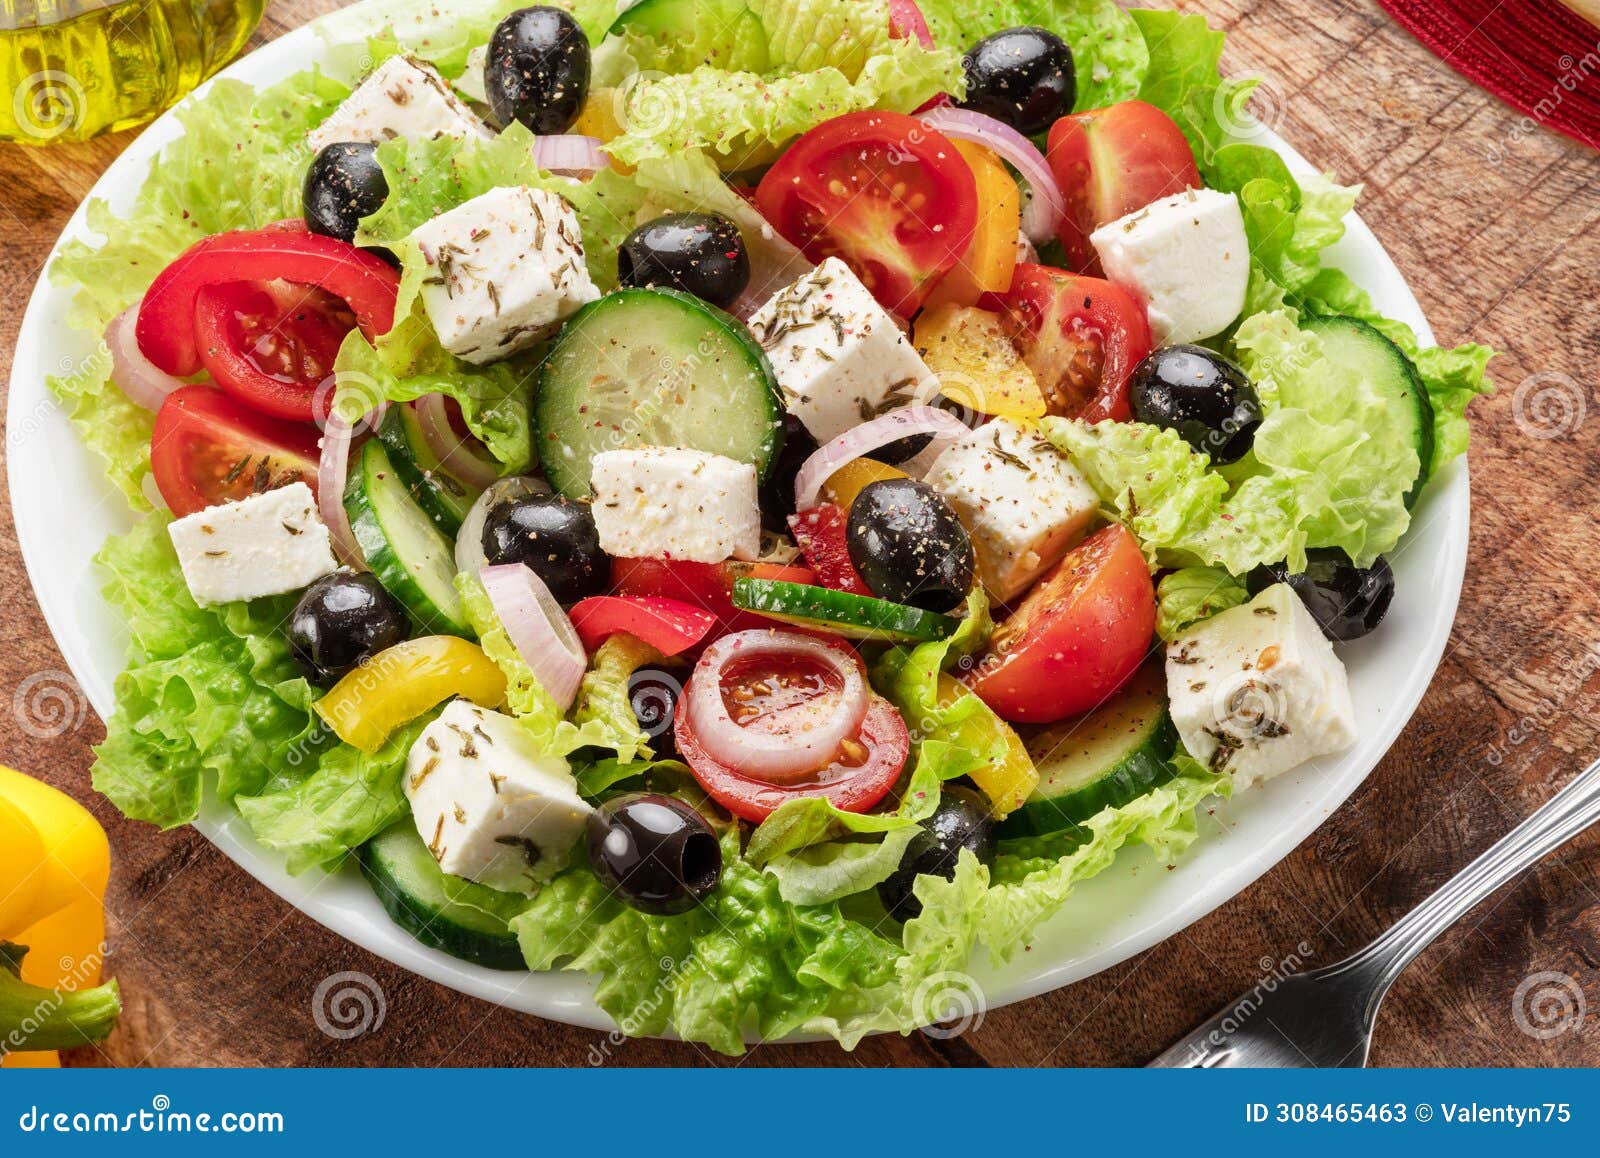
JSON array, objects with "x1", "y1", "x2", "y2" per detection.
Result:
[
  {"x1": 677, "y1": 688, "x2": 909, "y2": 822},
  {"x1": 1047, "y1": 101, "x2": 1201, "y2": 274},
  {"x1": 611, "y1": 558, "x2": 817, "y2": 636},
  {"x1": 788, "y1": 505, "x2": 871, "y2": 596},
  {"x1": 150, "y1": 386, "x2": 323, "y2": 517},
  {"x1": 755, "y1": 111, "x2": 978, "y2": 315},
  {"x1": 195, "y1": 281, "x2": 357, "y2": 422},
  {"x1": 965, "y1": 524, "x2": 1156, "y2": 724},
  {"x1": 137, "y1": 229, "x2": 400, "y2": 378},
  {"x1": 990, "y1": 264, "x2": 1152, "y2": 423},
  {"x1": 568, "y1": 596, "x2": 716, "y2": 656},
  {"x1": 888, "y1": 0, "x2": 935, "y2": 48}
]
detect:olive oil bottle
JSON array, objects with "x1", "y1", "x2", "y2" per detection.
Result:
[{"x1": 0, "y1": 0, "x2": 265, "y2": 144}]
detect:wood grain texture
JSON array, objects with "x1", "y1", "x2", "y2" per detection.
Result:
[{"x1": 1, "y1": 0, "x2": 1599, "y2": 1068}]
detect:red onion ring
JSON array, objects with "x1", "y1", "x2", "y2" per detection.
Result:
[
  {"x1": 317, "y1": 414, "x2": 366, "y2": 570},
  {"x1": 918, "y1": 107, "x2": 1066, "y2": 243},
  {"x1": 793, "y1": 406, "x2": 970, "y2": 512},
  {"x1": 685, "y1": 631, "x2": 869, "y2": 784},
  {"x1": 532, "y1": 134, "x2": 609, "y2": 178},
  {"x1": 413, "y1": 394, "x2": 501, "y2": 491},
  {"x1": 106, "y1": 303, "x2": 184, "y2": 411},
  {"x1": 455, "y1": 475, "x2": 550, "y2": 576},
  {"x1": 479, "y1": 563, "x2": 587, "y2": 711}
]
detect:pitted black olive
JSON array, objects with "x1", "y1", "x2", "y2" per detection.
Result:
[
  {"x1": 303, "y1": 142, "x2": 391, "y2": 249},
  {"x1": 846, "y1": 479, "x2": 974, "y2": 613},
  {"x1": 619, "y1": 213, "x2": 750, "y2": 309},
  {"x1": 481, "y1": 494, "x2": 608, "y2": 604},
  {"x1": 586, "y1": 793, "x2": 722, "y2": 915},
  {"x1": 485, "y1": 6, "x2": 591, "y2": 135},
  {"x1": 288, "y1": 572, "x2": 411, "y2": 685},
  {"x1": 1129, "y1": 345, "x2": 1263, "y2": 465},
  {"x1": 958, "y1": 27, "x2": 1076, "y2": 137},
  {"x1": 1247, "y1": 550, "x2": 1396, "y2": 642},
  {"x1": 877, "y1": 786, "x2": 997, "y2": 921}
]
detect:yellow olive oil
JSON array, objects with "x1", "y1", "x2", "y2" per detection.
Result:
[{"x1": 0, "y1": 0, "x2": 264, "y2": 144}]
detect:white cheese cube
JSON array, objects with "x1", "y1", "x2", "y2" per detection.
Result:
[
  {"x1": 411, "y1": 186, "x2": 600, "y2": 365},
  {"x1": 923, "y1": 419, "x2": 1100, "y2": 603},
  {"x1": 307, "y1": 55, "x2": 490, "y2": 152},
  {"x1": 1090, "y1": 188, "x2": 1250, "y2": 347},
  {"x1": 167, "y1": 483, "x2": 337, "y2": 607},
  {"x1": 589, "y1": 447, "x2": 761, "y2": 564},
  {"x1": 404, "y1": 700, "x2": 593, "y2": 894},
  {"x1": 1166, "y1": 583, "x2": 1357, "y2": 791},
  {"x1": 747, "y1": 258, "x2": 939, "y2": 444}
]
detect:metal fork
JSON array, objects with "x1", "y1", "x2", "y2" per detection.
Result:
[{"x1": 1148, "y1": 754, "x2": 1600, "y2": 1067}]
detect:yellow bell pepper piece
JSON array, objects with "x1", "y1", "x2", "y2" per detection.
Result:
[
  {"x1": 936, "y1": 675, "x2": 1038, "y2": 818},
  {"x1": 570, "y1": 88, "x2": 636, "y2": 176},
  {"x1": 914, "y1": 303, "x2": 1047, "y2": 421},
  {"x1": 819, "y1": 458, "x2": 909, "y2": 512},
  {"x1": 315, "y1": 636, "x2": 508, "y2": 754},
  {"x1": 923, "y1": 140, "x2": 1023, "y2": 311},
  {"x1": 0, "y1": 766, "x2": 114, "y2": 1069}
]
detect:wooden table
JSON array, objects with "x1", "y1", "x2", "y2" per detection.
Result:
[{"x1": 2, "y1": 0, "x2": 1598, "y2": 1068}]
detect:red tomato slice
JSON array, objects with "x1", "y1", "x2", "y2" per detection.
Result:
[
  {"x1": 151, "y1": 386, "x2": 323, "y2": 518},
  {"x1": 611, "y1": 558, "x2": 817, "y2": 636},
  {"x1": 888, "y1": 0, "x2": 935, "y2": 48},
  {"x1": 137, "y1": 229, "x2": 400, "y2": 378},
  {"x1": 788, "y1": 505, "x2": 871, "y2": 596},
  {"x1": 195, "y1": 281, "x2": 357, "y2": 422},
  {"x1": 1047, "y1": 100, "x2": 1201, "y2": 274},
  {"x1": 991, "y1": 264, "x2": 1152, "y2": 423},
  {"x1": 965, "y1": 524, "x2": 1156, "y2": 724},
  {"x1": 755, "y1": 111, "x2": 978, "y2": 316},
  {"x1": 677, "y1": 690, "x2": 909, "y2": 822},
  {"x1": 568, "y1": 596, "x2": 716, "y2": 657}
]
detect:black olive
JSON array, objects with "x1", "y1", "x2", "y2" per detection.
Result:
[
  {"x1": 303, "y1": 142, "x2": 391, "y2": 248},
  {"x1": 958, "y1": 27, "x2": 1076, "y2": 138},
  {"x1": 287, "y1": 572, "x2": 410, "y2": 686},
  {"x1": 872, "y1": 431, "x2": 934, "y2": 466},
  {"x1": 629, "y1": 670, "x2": 681, "y2": 761},
  {"x1": 1247, "y1": 550, "x2": 1396, "y2": 643},
  {"x1": 1129, "y1": 345, "x2": 1263, "y2": 465},
  {"x1": 619, "y1": 213, "x2": 751, "y2": 310},
  {"x1": 759, "y1": 413, "x2": 815, "y2": 533},
  {"x1": 481, "y1": 494, "x2": 608, "y2": 604},
  {"x1": 877, "y1": 786, "x2": 997, "y2": 922},
  {"x1": 586, "y1": 793, "x2": 721, "y2": 915},
  {"x1": 846, "y1": 479, "x2": 974, "y2": 613},
  {"x1": 485, "y1": 6, "x2": 591, "y2": 135}
]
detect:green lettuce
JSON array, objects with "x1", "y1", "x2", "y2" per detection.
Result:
[
  {"x1": 1156, "y1": 567, "x2": 1249, "y2": 641},
  {"x1": 571, "y1": 635, "x2": 671, "y2": 762}
]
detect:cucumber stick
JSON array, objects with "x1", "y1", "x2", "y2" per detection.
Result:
[{"x1": 376, "y1": 405, "x2": 483, "y2": 535}]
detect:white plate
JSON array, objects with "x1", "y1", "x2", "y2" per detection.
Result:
[{"x1": 6, "y1": 4, "x2": 1469, "y2": 1043}]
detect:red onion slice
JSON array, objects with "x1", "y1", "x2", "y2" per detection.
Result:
[
  {"x1": 918, "y1": 107, "x2": 1066, "y2": 244},
  {"x1": 685, "y1": 631, "x2": 869, "y2": 784},
  {"x1": 317, "y1": 414, "x2": 366, "y2": 570},
  {"x1": 106, "y1": 303, "x2": 184, "y2": 411},
  {"x1": 413, "y1": 394, "x2": 501, "y2": 491},
  {"x1": 479, "y1": 563, "x2": 587, "y2": 711},
  {"x1": 455, "y1": 475, "x2": 551, "y2": 576},
  {"x1": 729, "y1": 223, "x2": 816, "y2": 321},
  {"x1": 532, "y1": 134, "x2": 609, "y2": 178},
  {"x1": 793, "y1": 406, "x2": 970, "y2": 511}
]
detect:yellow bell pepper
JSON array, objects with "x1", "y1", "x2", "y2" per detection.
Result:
[
  {"x1": 570, "y1": 88, "x2": 636, "y2": 175},
  {"x1": 0, "y1": 766, "x2": 119, "y2": 1069},
  {"x1": 315, "y1": 635, "x2": 508, "y2": 753},
  {"x1": 819, "y1": 457, "x2": 909, "y2": 512},
  {"x1": 936, "y1": 675, "x2": 1038, "y2": 818},
  {"x1": 923, "y1": 140, "x2": 1023, "y2": 311},
  {"x1": 914, "y1": 304, "x2": 1047, "y2": 421}
]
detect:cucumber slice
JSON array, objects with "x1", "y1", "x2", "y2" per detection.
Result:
[
  {"x1": 344, "y1": 438, "x2": 471, "y2": 637},
  {"x1": 376, "y1": 406, "x2": 484, "y2": 535},
  {"x1": 534, "y1": 288, "x2": 784, "y2": 499},
  {"x1": 607, "y1": 0, "x2": 770, "y2": 74},
  {"x1": 999, "y1": 661, "x2": 1178, "y2": 839},
  {"x1": 732, "y1": 578, "x2": 961, "y2": 643},
  {"x1": 1303, "y1": 315, "x2": 1434, "y2": 507},
  {"x1": 360, "y1": 823, "x2": 525, "y2": 971}
]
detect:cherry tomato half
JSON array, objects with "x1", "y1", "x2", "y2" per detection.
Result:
[
  {"x1": 964, "y1": 524, "x2": 1156, "y2": 724},
  {"x1": 195, "y1": 281, "x2": 357, "y2": 422},
  {"x1": 788, "y1": 504, "x2": 871, "y2": 596},
  {"x1": 151, "y1": 386, "x2": 323, "y2": 517},
  {"x1": 755, "y1": 111, "x2": 978, "y2": 316},
  {"x1": 888, "y1": 0, "x2": 935, "y2": 48},
  {"x1": 1047, "y1": 100, "x2": 1201, "y2": 274},
  {"x1": 677, "y1": 688, "x2": 910, "y2": 822},
  {"x1": 990, "y1": 263, "x2": 1152, "y2": 423},
  {"x1": 611, "y1": 558, "x2": 817, "y2": 637},
  {"x1": 136, "y1": 228, "x2": 400, "y2": 378}
]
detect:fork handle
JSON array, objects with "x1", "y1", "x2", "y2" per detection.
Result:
[{"x1": 1339, "y1": 755, "x2": 1600, "y2": 995}]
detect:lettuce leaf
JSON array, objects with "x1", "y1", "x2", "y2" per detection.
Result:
[
  {"x1": 571, "y1": 635, "x2": 670, "y2": 762},
  {"x1": 1156, "y1": 567, "x2": 1249, "y2": 641}
]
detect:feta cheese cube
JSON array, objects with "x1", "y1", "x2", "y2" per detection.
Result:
[
  {"x1": 411, "y1": 186, "x2": 600, "y2": 364},
  {"x1": 589, "y1": 447, "x2": 761, "y2": 564},
  {"x1": 1090, "y1": 188, "x2": 1250, "y2": 347},
  {"x1": 404, "y1": 700, "x2": 593, "y2": 894},
  {"x1": 307, "y1": 55, "x2": 489, "y2": 152},
  {"x1": 747, "y1": 258, "x2": 939, "y2": 443},
  {"x1": 167, "y1": 483, "x2": 337, "y2": 607},
  {"x1": 923, "y1": 419, "x2": 1100, "y2": 602},
  {"x1": 1166, "y1": 583, "x2": 1357, "y2": 791}
]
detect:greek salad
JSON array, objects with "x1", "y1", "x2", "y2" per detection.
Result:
[{"x1": 50, "y1": 0, "x2": 1493, "y2": 1053}]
